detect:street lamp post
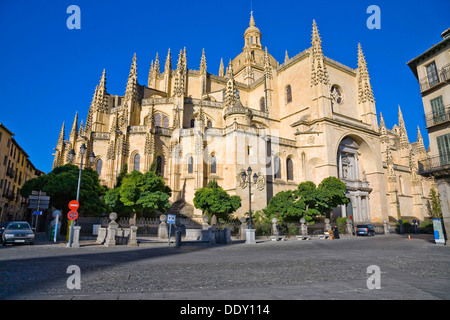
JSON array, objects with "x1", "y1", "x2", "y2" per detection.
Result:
[
  {"x1": 242, "y1": 167, "x2": 258, "y2": 244},
  {"x1": 67, "y1": 143, "x2": 95, "y2": 247}
]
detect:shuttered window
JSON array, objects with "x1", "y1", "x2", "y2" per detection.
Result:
[
  {"x1": 431, "y1": 96, "x2": 445, "y2": 124},
  {"x1": 436, "y1": 133, "x2": 450, "y2": 166}
]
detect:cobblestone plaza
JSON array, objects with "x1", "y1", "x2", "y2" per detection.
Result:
[{"x1": 1, "y1": 234, "x2": 449, "y2": 301}]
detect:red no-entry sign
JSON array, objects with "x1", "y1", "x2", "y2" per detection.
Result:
[
  {"x1": 68, "y1": 200, "x2": 79, "y2": 211},
  {"x1": 68, "y1": 210, "x2": 78, "y2": 221}
]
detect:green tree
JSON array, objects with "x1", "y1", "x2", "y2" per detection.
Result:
[
  {"x1": 193, "y1": 180, "x2": 241, "y2": 220},
  {"x1": 428, "y1": 188, "x2": 442, "y2": 219},
  {"x1": 20, "y1": 164, "x2": 107, "y2": 216},
  {"x1": 263, "y1": 176, "x2": 349, "y2": 223},
  {"x1": 104, "y1": 170, "x2": 172, "y2": 218}
]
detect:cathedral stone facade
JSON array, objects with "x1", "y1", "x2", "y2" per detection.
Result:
[{"x1": 53, "y1": 14, "x2": 434, "y2": 223}]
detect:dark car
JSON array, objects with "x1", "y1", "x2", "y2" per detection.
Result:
[
  {"x1": 355, "y1": 224, "x2": 375, "y2": 236},
  {"x1": 2, "y1": 221, "x2": 35, "y2": 246},
  {"x1": 0, "y1": 222, "x2": 10, "y2": 243}
]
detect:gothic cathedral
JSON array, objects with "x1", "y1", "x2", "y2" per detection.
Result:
[{"x1": 52, "y1": 13, "x2": 434, "y2": 223}]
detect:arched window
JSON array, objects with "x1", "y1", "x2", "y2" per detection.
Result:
[
  {"x1": 210, "y1": 154, "x2": 217, "y2": 174},
  {"x1": 187, "y1": 156, "x2": 193, "y2": 174},
  {"x1": 156, "y1": 155, "x2": 163, "y2": 176},
  {"x1": 260, "y1": 97, "x2": 265, "y2": 112},
  {"x1": 207, "y1": 120, "x2": 212, "y2": 128},
  {"x1": 286, "y1": 85, "x2": 292, "y2": 103},
  {"x1": 96, "y1": 159, "x2": 102, "y2": 176},
  {"x1": 155, "y1": 114, "x2": 162, "y2": 127},
  {"x1": 286, "y1": 158, "x2": 294, "y2": 181},
  {"x1": 163, "y1": 116, "x2": 169, "y2": 128},
  {"x1": 134, "y1": 154, "x2": 140, "y2": 172},
  {"x1": 274, "y1": 156, "x2": 281, "y2": 179}
]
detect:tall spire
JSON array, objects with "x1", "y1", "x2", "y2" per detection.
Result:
[
  {"x1": 284, "y1": 50, "x2": 289, "y2": 63},
  {"x1": 310, "y1": 20, "x2": 329, "y2": 87},
  {"x1": 219, "y1": 58, "x2": 224, "y2": 77},
  {"x1": 154, "y1": 53, "x2": 160, "y2": 75},
  {"x1": 57, "y1": 122, "x2": 65, "y2": 145},
  {"x1": 379, "y1": 112, "x2": 389, "y2": 143},
  {"x1": 174, "y1": 49, "x2": 185, "y2": 97},
  {"x1": 357, "y1": 43, "x2": 374, "y2": 104},
  {"x1": 264, "y1": 47, "x2": 272, "y2": 78},
  {"x1": 398, "y1": 105, "x2": 409, "y2": 148},
  {"x1": 416, "y1": 125, "x2": 426, "y2": 154},
  {"x1": 200, "y1": 48, "x2": 207, "y2": 74},
  {"x1": 125, "y1": 53, "x2": 138, "y2": 101},
  {"x1": 164, "y1": 48, "x2": 172, "y2": 74},
  {"x1": 249, "y1": 10, "x2": 255, "y2": 27},
  {"x1": 224, "y1": 59, "x2": 237, "y2": 108},
  {"x1": 70, "y1": 112, "x2": 78, "y2": 137}
]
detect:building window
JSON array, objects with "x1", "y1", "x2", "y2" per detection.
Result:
[
  {"x1": 260, "y1": 97, "x2": 265, "y2": 112},
  {"x1": 274, "y1": 156, "x2": 281, "y2": 179},
  {"x1": 156, "y1": 155, "x2": 163, "y2": 176},
  {"x1": 286, "y1": 158, "x2": 294, "y2": 181},
  {"x1": 134, "y1": 154, "x2": 140, "y2": 172},
  {"x1": 285, "y1": 85, "x2": 292, "y2": 103},
  {"x1": 437, "y1": 133, "x2": 450, "y2": 166},
  {"x1": 426, "y1": 62, "x2": 440, "y2": 87},
  {"x1": 96, "y1": 159, "x2": 102, "y2": 176},
  {"x1": 187, "y1": 156, "x2": 193, "y2": 174},
  {"x1": 330, "y1": 85, "x2": 343, "y2": 111},
  {"x1": 431, "y1": 96, "x2": 446, "y2": 124},
  {"x1": 190, "y1": 119, "x2": 195, "y2": 128},
  {"x1": 207, "y1": 120, "x2": 212, "y2": 128},
  {"x1": 155, "y1": 114, "x2": 162, "y2": 127},
  {"x1": 210, "y1": 154, "x2": 217, "y2": 174}
]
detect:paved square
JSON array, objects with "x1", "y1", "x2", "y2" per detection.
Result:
[{"x1": 0, "y1": 234, "x2": 449, "y2": 300}]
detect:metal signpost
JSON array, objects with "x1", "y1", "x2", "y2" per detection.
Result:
[
  {"x1": 167, "y1": 214, "x2": 176, "y2": 246},
  {"x1": 67, "y1": 200, "x2": 79, "y2": 247},
  {"x1": 28, "y1": 191, "x2": 50, "y2": 231}
]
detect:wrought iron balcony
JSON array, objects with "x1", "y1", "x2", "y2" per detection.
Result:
[
  {"x1": 425, "y1": 104, "x2": 450, "y2": 128},
  {"x1": 418, "y1": 154, "x2": 450, "y2": 177},
  {"x1": 419, "y1": 63, "x2": 450, "y2": 93}
]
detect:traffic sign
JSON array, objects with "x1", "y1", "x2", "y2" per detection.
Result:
[
  {"x1": 68, "y1": 200, "x2": 79, "y2": 211},
  {"x1": 167, "y1": 214, "x2": 176, "y2": 224},
  {"x1": 68, "y1": 210, "x2": 78, "y2": 221}
]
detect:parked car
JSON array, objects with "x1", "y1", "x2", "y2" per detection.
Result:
[
  {"x1": 2, "y1": 221, "x2": 35, "y2": 246},
  {"x1": 0, "y1": 222, "x2": 10, "y2": 243},
  {"x1": 355, "y1": 224, "x2": 375, "y2": 236}
]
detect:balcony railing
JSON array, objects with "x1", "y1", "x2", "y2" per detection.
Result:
[
  {"x1": 419, "y1": 63, "x2": 450, "y2": 93},
  {"x1": 418, "y1": 153, "x2": 450, "y2": 177},
  {"x1": 424, "y1": 104, "x2": 450, "y2": 128}
]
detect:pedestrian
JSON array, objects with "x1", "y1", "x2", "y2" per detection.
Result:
[{"x1": 333, "y1": 225, "x2": 340, "y2": 239}]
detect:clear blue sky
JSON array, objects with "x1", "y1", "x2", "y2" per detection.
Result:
[{"x1": 0, "y1": 0, "x2": 449, "y2": 173}]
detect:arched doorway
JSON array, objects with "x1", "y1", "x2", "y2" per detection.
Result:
[{"x1": 337, "y1": 136, "x2": 373, "y2": 223}]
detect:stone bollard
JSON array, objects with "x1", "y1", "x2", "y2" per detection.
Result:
[
  {"x1": 224, "y1": 227, "x2": 231, "y2": 244},
  {"x1": 72, "y1": 226, "x2": 81, "y2": 248},
  {"x1": 105, "y1": 212, "x2": 119, "y2": 247},
  {"x1": 158, "y1": 214, "x2": 168, "y2": 239},
  {"x1": 128, "y1": 225, "x2": 138, "y2": 246},
  {"x1": 346, "y1": 219, "x2": 354, "y2": 236},
  {"x1": 239, "y1": 217, "x2": 248, "y2": 240},
  {"x1": 300, "y1": 218, "x2": 308, "y2": 236},
  {"x1": 271, "y1": 218, "x2": 280, "y2": 241},
  {"x1": 383, "y1": 219, "x2": 388, "y2": 235},
  {"x1": 96, "y1": 227, "x2": 107, "y2": 244},
  {"x1": 324, "y1": 218, "x2": 332, "y2": 233},
  {"x1": 208, "y1": 227, "x2": 216, "y2": 244},
  {"x1": 202, "y1": 215, "x2": 211, "y2": 230}
]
